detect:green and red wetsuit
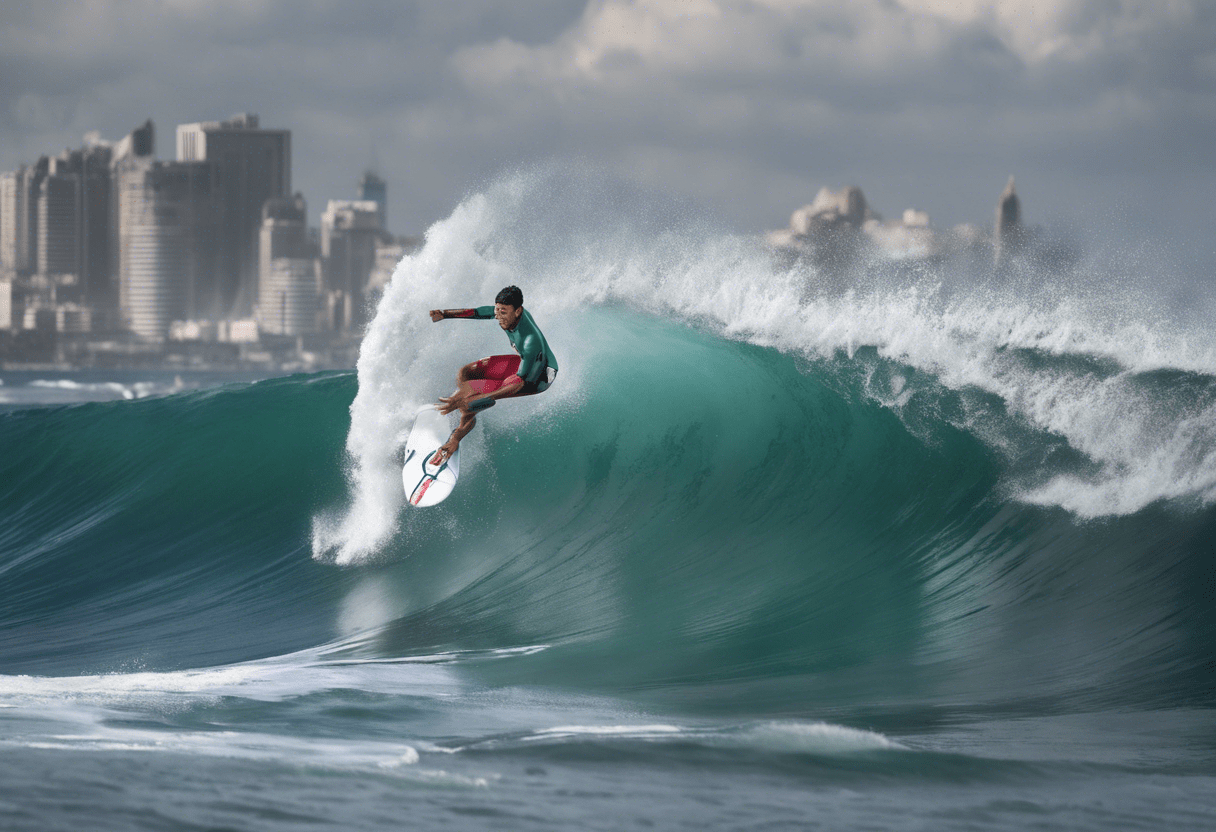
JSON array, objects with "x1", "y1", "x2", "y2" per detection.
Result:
[{"x1": 449, "y1": 306, "x2": 558, "y2": 396}]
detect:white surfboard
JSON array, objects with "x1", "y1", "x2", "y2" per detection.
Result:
[{"x1": 402, "y1": 406, "x2": 460, "y2": 507}]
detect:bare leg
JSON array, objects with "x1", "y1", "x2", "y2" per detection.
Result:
[
  {"x1": 438, "y1": 360, "x2": 484, "y2": 412},
  {"x1": 431, "y1": 412, "x2": 476, "y2": 466}
]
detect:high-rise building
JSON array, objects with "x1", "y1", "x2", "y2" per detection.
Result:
[
  {"x1": 260, "y1": 259, "x2": 320, "y2": 336},
  {"x1": 114, "y1": 158, "x2": 220, "y2": 339},
  {"x1": 0, "y1": 277, "x2": 11, "y2": 330},
  {"x1": 111, "y1": 119, "x2": 155, "y2": 163},
  {"x1": 995, "y1": 176, "x2": 1022, "y2": 270},
  {"x1": 176, "y1": 114, "x2": 291, "y2": 318},
  {"x1": 320, "y1": 199, "x2": 380, "y2": 332},
  {"x1": 0, "y1": 167, "x2": 25, "y2": 274},
  {"x1": 37, "y1": 157, "x2": 80, "y2": 281},
  {"x1": 73, "y1": 142, "x2": 115, "y2": 315},
  {"x1": 0, "y1": 159, "x2": 49, "y2": 276},
  {"x1": 357, "y1": 171, "x2": 387, "y2": 232},
  {"x1": 24, "y1": 158, "x2": 49, "y2": 275},
  {"x1": 258, "y1": 194, "x2": 319, "y2": 335},
  {"x1": 107, "y1": 120, "x2": 156, "y2": 331}
]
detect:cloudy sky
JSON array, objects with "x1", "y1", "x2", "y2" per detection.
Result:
[{"x1": 2, "y1": 0, "x2": 1212, "y2": 257}]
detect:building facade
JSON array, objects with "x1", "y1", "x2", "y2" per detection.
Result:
[
  {"x1": 176, "y1": 114, "x2": 291, "y2": 318},
  {"x1": 114, "y1": 158, "x2": 220, "y2": 339},
  {"x1": 0, "y1": 167, "x2": 25, "y2": 274},
  {"x1": 357, "y1": 171, "x2": 387, "y2": 232},
  {"x1": 258, "y1": 194, "x2": 319, "y2": 335},
  {"x1": 37, "y1": 159, "x2": 80, "y2": 280},
  {"x1": 320, "y1": 199, "x2": 380, "y2": 332},
  {"x1": 0, "y1": 160, "x2": 48, "y2": 276},
  {"x1": 995, "y1": 176, "x2": 1022, "y2": 270}
]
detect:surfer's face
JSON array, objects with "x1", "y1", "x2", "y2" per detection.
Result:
[{"x1": 494, "y1": 303, "x2": 523, "y2": 330}]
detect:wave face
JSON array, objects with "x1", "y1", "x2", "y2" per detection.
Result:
[
  {"x1": 0, "y1": 374, "x2": 357, "y2": 675},
  {"x1": 4, "y1": 168, "x2": 1216, "y2": 718}
]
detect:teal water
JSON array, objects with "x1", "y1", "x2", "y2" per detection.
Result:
[{"x1": 2, "y1": 169, "x2": 1215, "y2": 830}]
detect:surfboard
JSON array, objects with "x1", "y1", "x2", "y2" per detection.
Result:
[{"x1": 402, "y1": 406, "x2": 460, "y2": 507}]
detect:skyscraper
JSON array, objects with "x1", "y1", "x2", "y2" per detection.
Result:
[
  {"x1": 258, "y1": 194, "x2": 319, "y2": 335},
  {"x1": 357, "y1": 171, "x2": 387, "y2": 232},
  {"x1": 37, "y1": 158, "x2": 80, "y2": 281},
  {"x1": 0, "y1": 166, "x2": 26, "y2": 274},
  {"x1": 995, "y1": 176, "x2": 1022, "y2": 270},
  {"x1": 24, "y1": 158, "x2": 49, "y2": 275},
  {"x1": 176, "y1": 114, "x2": 290, "y2": 318},
  {"x1": 74, "y1": 142, "x2": 115, "y2": 316},
  {"x1": 320, "y1": 199, "x2": 380, "y2": 332},
  {"x1": 114, "y1": 158, "x2": 219, "y2": 339},
  {"x1": 0, "y1": 159, "x2": 49, "y2": 276}
]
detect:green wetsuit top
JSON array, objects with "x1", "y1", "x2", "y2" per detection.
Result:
[{"x1": 456, "y1": 306, "x2": 558, "y2": 388}]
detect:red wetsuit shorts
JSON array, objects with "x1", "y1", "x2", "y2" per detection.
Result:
[{"x1": 465, "y1": 355, "x2": 526, "y2": 395}]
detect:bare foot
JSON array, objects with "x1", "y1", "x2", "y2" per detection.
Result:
[{"x1": 430, "y1": 440, "x2": 458, "y2": 466}]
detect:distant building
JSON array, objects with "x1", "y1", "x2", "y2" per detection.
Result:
[
  {"x1": 38, "y1": 158, "x2": 80, "y2": 281},
  {"x1": 260, "y1": 259, "x2": 321, "y2": 336},
  {"x1": 111, "y1": 119, "x2": 155, "y2": 163},
  {"x1": 22, "y1": 302, "x2": 90, "y2": 334},
  {"x1": 176, "y1": 114, "x2": 291, "y2": 318},
  {"x1": 995, "y1": 176, "x2": 1022, "y2": 270},
  {"x1": 0, "y1": 159, "x2": 48, "y2": 275},
  {"x1": 258, "y1": 194, "x2": 320, "y2": 335},
  {"x1": 357, "y1": 171, "x2": 387, "y2": 232},
  {"x1": 0, "y1": 167, "x2": 25, "y2": 273},
  {"x1": 0, "y1": 277, "x2": 11, "y2": 329},
  {"x1": 66, "y1": 143, "x2": 115, "y2": 317},
  {"x1": 366, "y1": 238, "x2": 419, "y2": 310},
  {"x1": 114, "y1": 158, "x2": 220, "y2": 339},
  {"x1": 367, "y1": 239, "x2": 407, "y2": 296},
  {"x1": 320, "y1": 199, "x2": 380, "y2": 332},
  {"x1": 258, "y1": 194, "x2": 312, "y2": 285}
]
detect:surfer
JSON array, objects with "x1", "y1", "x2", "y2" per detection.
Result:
[{"x1": 427, "y1": 285, "x2": 558, "y2": 464}]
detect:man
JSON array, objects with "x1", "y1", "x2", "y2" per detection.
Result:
[{"x1": 428, "y1": 285, "x2": 558, "y2": 464}]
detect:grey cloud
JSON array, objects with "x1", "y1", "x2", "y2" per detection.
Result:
[{"x1": 0, "y1": 0, "x2": 1211, "y2": 251}]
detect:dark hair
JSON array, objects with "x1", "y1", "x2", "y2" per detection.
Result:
[{"x1": 495, "y1": 285, "x2": 523, "y2": 307}]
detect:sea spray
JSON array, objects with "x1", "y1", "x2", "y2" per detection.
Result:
[{"x1": 316, "y1": 166, "x2": 1216, "y2": 565}]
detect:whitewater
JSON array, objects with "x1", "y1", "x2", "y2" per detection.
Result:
[{"x1": 2, "y1": 167, "x2": 1215, "y2": 830}]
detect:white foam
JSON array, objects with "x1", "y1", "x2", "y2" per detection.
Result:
[
  {"x1": 0, "y1": 724, "x2": 489, "y2": 786},
  {"x1": 315, "y1": 167, "x2": 1216, "y2": 560},
  {"x1": 726, "y1": 721, "x2": 904, "y2": 754},
  {"x1": 0, "y1": 646, "x2": 460, "y2": 706},
  {"x1": 507, "y1": 719, "x2": 901, "y2": 756},
  {"x1": 533, "y1": 724, "x2": 682, "y2": 738}
]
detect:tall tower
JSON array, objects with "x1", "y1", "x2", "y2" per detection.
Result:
[
  {"x1": 994, "y1": 176, "x2": 1022, "y2": 270},
  {"x1": 0, "y1": 166, "x2": 27, "y2": 274},
  {"x1": 320, "y1": 200, "x2": 380, "y2": 332},
  {"x1": 176, "y1": 113, "x2": 291, "y2": 318},
  {"x1": 258, "y1": 193, "x2": 319, "y2": 335},
  {"x1": 114, "y1": 158, "x2": 220, "y2": 339},
  {"x1": 2, "y1": 158, "x2": 51, "y2": 276},
  {"x1": 37, "y1": 157, "x2": 81, "y2": 283},
  {"x1": 357, "y1": 171, "x2": 387, "y2": 233},
  {"x1": 76, "y1": 142, "x2": 115, "y2": 316}
]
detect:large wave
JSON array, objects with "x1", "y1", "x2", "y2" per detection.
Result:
[
  {"x1": 4, "y1": 166, "x2": 1215, "y2": 714},
  {"x1": 317, "y1": 166, "x2": 1216, "y2": 567}
]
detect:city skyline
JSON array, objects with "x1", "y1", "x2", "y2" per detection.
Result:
[
  {"x1": 1, "y1": 0, "x2": 1212, "y2": 270},
  {"x1": 0, "y1": 110, "x2": 410, "y2": 367}
]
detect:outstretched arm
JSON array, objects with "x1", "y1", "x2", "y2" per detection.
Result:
[{"x1": 430, "y1": 306, "x2": 494, "y2": 322}]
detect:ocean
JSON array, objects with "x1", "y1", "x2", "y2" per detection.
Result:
[{"x1": 2, "y1": 169, "x2": 1214, "y2": 830}]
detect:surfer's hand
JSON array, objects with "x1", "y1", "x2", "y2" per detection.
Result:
[
  {"x1": 430, "y1": 309, "x2": 446, "y2": 322},
  {"x1": 437, "y1": 394, "x2": 463, "y2": 415}
]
